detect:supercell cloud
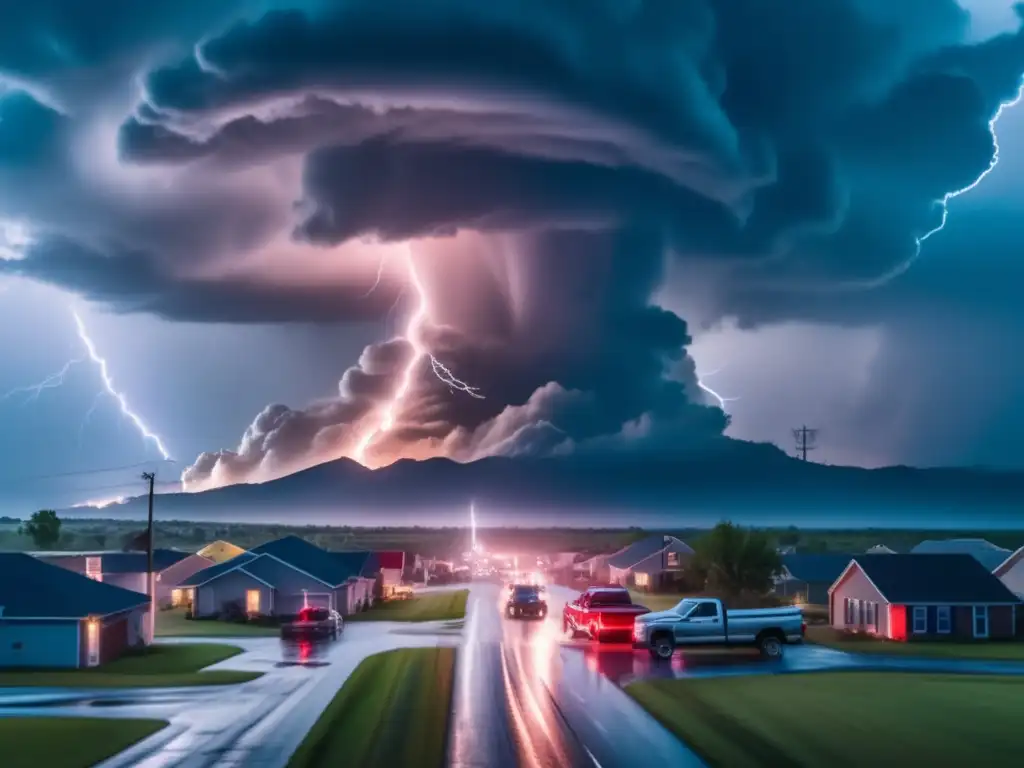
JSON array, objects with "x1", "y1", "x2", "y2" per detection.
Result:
[{"x1": 1, "y1": 0, "x2": 1023, "y2": 488}]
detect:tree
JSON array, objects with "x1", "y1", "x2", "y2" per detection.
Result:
[
  {"x1": 778, "y1": 525, "x2": 801, "y2": 547},
  {"x1": 20, "y1": 509, "x2": 62, "y2": 549},
  {"x1": 692, "y1": 522, "x2": 782, "y2": 597}
]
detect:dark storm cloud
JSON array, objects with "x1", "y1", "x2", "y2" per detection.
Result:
[
  {"x1": 0, "y1": 237, "x2": 400, "y2": 324},
  {"x1": 113, "y1": 0, "x2": 1024, "y2": 302},
  {"x1": 4, "y1": 0, "x2": 1024, "y2": 485}
]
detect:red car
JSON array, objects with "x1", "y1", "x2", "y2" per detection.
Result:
[{"x1": 563, "y1": 586, "x2": 650, "y2": 642}]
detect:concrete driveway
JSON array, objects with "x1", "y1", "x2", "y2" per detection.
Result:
[{"x1": 0, "y1": 621, "x2": 459, "y2": 768}]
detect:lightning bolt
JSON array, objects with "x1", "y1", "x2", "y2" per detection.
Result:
[
  {"x1": 874, "y1": 78, "x2": 1024, "y2": 286},
  {"x1": 1, "y1": 358, "x2": 83, "y2": 402},
  {"x1": 352, "y1": 246, "x2": 482, "y2": 465},
  {"x1": 697, "y1": 368, "x2": 739, "y2": 413},
  {"x1": 72, "y1": 310, "x2": 172, "y2": 460}
]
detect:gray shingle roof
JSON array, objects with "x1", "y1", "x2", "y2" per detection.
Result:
[
  {"x1": 782, "y1": 554, "x2": 856, "y2": 584},
  {"x1": 850, "y1": 554, "x2": 1020, "y2": 604},
  {"x1": 910, "y1": 539, "x2": 1011, "y2": 572},
  {"x1": 607, "y1": 535, "x2": 691, "y2": 570},
  {"x1": 0, "y1": 553, "x2": 149, "y2": 619},
  {"x1": 250, "y1": 536, "x2": 361, "y2": 586},
  {"x1": 177, "y1": 551, "x2": 259, "y2": 588}
]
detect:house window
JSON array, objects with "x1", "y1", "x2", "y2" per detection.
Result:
[
  {"x1": 634, "y1": 572, "x2": 650, "y2": 588},
  {"x1": 873, "y1": 603, "x2": 880, "y2": 633},
  {"x1": 85, "y1": 557, "x2": 103, "y2": 582},
  {"x1": 973, "y1": 606, "x2": 989, "y2": 639},
  {"x1": 858, "y1": 600, "x2": 865, "y2": 627},
  {"x1": 666, "y1": 552, "x2": 680, "y2": 568},
  {"x1": 866, "y1": 602, "x2": 874, "y2": 628},
  {"x1": 86, "y1": 618, "x2": 100, "y2": 667},
  {"x1": 936, "y1": 606, "x2": 952, "y2": 634},
  {"x1": 245, "y1": 590, "x2": 261, "y2": 615},
  {"x1": 912, "y1": 606, "x2": 928, "y2": 634}
]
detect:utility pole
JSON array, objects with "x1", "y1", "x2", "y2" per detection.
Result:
[
  {"x1": 792, "y1": 425, "x2": 818, "y2": 462},
  {"x1": 141, "y1": 471, "x2": 156, "y2": 644}
]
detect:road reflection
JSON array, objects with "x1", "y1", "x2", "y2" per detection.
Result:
[{"x1": 277, "y1": 637, "x2": 334, "y2": 667}]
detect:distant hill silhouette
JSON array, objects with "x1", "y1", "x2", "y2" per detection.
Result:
[{"x1": 59, "y1": 439, "x2": 1024, "y2": 527}]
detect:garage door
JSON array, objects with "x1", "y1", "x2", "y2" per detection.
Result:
[{"x1": 0, "y1": 622, "x2": 79, "y2": 668}]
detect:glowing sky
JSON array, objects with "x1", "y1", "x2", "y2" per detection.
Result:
[{"x1": 2, "y1": 0, "x2": 1024, "y2": 512}]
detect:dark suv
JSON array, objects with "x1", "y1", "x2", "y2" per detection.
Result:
[
  {"x1": 506, "y1": 584, "x2": 548, "y2": 619},
  {"x1": 281, "y1": 606, "x2": 343, "y2": 640}
]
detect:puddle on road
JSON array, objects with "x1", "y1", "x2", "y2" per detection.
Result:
[{"x1": 274, "y1": 661, "x2": 331, "y2": 668}]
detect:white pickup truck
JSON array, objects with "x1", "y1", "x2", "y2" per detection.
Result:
[{"x1": 632, "y1": 597, "x2": 805, "y2": 660}]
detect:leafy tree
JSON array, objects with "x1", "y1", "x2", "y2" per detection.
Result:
[
  {"x1": 692, "y1": 522, "x2": 782, "y2": 597},
  {"x1": 20, "y1": 509, "x2": 62, "y2": 549}
]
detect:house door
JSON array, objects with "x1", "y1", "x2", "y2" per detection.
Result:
[
  {"x1": 86, "y1": 619, "x2": 100, "y2": 667},
  {"x1": 973, "y1": 606, "x2": 989, "y2": 639}
]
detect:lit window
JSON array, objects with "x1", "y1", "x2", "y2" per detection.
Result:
[
  {"x1": 936, "y1": 606, "x2": 952, "y2": 634},
  {"x1": 635, "y1": 573, "x2": 649, "y2": 588},
  {"x1": 912, "y1": 606, "x2": 928, "y2": 634},
  {"x1": 666, "y1": 552, "x2": 680, "y2": 568},
  {"x1": 245, "y1": 590, "x2": 261, "y2": 615},
  {"x1": 973, "y1": 606, "x2": 989, "y2": 638}
]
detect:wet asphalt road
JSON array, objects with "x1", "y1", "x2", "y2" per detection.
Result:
[
  {"x1": 448, "y1": 583, "x2": 705, "y2": 768},
  {"x1": 446, "y1": 583, "x2": 1024, "y2": 768}
]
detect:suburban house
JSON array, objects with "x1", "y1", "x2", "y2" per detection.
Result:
[
  {"x1": 374, "y1": 551, "x2": 406, "y2": 598},
  {"x1": 994, "y1": 546, "x2": 1024, "y2": 598},
  {"x1": 0, "y1": 553, "x2": 149, "y2": 668},
  {"x1": 775, "y1": 554, "x2": 855, "y2": 605},
  {"x1": 178, "y1": 536, "x2": 377, "y2": 619},
  {"x1": 910, "y1": 539, "x2": 1011, "y2": 572},
  {"x1": 575, "y1": 546, "x2": 629, "y2": 583},
  {"x1": 865, "y1": 544, "x2": 896, "y2": 554},
  {"x1": 197, "y1": 540, "x2": 247, "y2": 564},
  {"x1": 829, "y1": 554, "x2": 1021, "y2": 641},
  {"x1": 33, "y1": 549, "x2": 212, "y2": 608},
  {"x1": 608, "y1": 535, "x2": 694, "y2": 590}
]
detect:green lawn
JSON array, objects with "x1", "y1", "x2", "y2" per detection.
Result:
[
  {"x1": 0, "y1": 643, "x2": 261, "y2": 687},
  {"x1": 0, "y1": 717, "x2": 167, "y2": 768},
  {"x1": 157, "y1": 608, "x2": 279, "y2": 637},
  {"x1": 347, "y1": 590, "x2": 468, "y2": 622},
  {"x1": 806, "y1": 625, "x2": 1024, "y2": 660},
  {"x1": 287, "y1": 647, "x2": 456, "y2": 768},
  {"x1": 628, "y1": 672, "x2": 1024, "y2": 767}
]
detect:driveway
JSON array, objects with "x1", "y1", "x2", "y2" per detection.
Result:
[{"x1": 0, "y1": 622, "x2": 458, "y2": 768}]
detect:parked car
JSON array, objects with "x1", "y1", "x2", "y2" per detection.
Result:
[
  {"x1": 632, "y1": 597, "x2": 805, "y2": 660},
  {"x1": 506, "y1": 584, "x2": 547, "y2": 619},
  {"x1": 562, "y1": 586, "x2": 650, "y2": 642},
  {"x1": 281, "y1": 606, "x2": 343, "y2": 640}
]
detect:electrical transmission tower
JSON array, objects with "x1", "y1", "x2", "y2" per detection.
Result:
[{"x1": 792, "y1": 425, "x2": 818, "y2": 461}]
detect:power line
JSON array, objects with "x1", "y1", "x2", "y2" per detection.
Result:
[
  {"x1": 10, "y1": 459, "x2": 176, "y2": 481},
  {"x1": 792, "y1": 425, "x2": 819, "y2": 462}
]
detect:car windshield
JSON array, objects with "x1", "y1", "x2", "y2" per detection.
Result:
[
  {"x1": 673, "y1": 599, "x2": 701, "y2": 617},
  {"x1": 513, "y1": 586, "x2": 539, "y2": 599}
]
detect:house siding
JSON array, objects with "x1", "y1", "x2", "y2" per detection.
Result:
[
  {"x1": 195, "y1": 569, "x2": 273, "y2": 617},
  {"x1": 244, "y1": 559, "x2": 332, "y2": 615},
  {"x1": 829, "y1": 565, "x2": 890, "y2": 638},
  {"x1": 0, "y1": 620, "x2": 79, "y2": 668},
  {"x1": 906, "y1": 604, "x2": 1015, "y2": 641},
  {"x1": 998, "y1": 557, "x2": 1024, "y2": 598},
  {"x1": 157, "y1": 555, "x2": 214, "y2": 606}
]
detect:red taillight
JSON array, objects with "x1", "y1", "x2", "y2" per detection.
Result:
[{"x1": 801, "y1": 622, "x2": 807, "y2": 636}]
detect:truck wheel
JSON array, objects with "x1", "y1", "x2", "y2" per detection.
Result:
[
  {"x1": 649, "y1": 633, "x2": 675, "y2": 661},
  {"x1": 758, "y1": 634, "x2": 784, "y2": 660}
]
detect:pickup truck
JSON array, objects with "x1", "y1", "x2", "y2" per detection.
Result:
[
  {"x1": 632, "y1": 597, "x2": 805, "y2": 660},
  {"x1": 563, "y1": 586, "x2": 650, "y2": 642}
]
